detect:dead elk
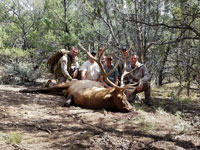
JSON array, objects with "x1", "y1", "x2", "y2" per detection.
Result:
[
  {"x1": 20, "y1": 80, "x2": 133, "y2": 112},
  {"x1": 20, "y1": 40, "x2": 137, "y2": 112}
]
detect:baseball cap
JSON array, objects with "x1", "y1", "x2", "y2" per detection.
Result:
[
  {"x1": 90, "y1": 50, "x2": 96, "y2": 55},
  {"x1": 121, "y1": 45, "x2": 127, "y2": 51}
]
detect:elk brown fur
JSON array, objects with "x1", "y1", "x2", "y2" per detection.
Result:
[{"x1": 20, "y1": 80, "x2": 133, "y2": 112}]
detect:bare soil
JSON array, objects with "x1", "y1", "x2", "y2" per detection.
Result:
[{"x1": 0, "y1": 80, "x2": 199, "y2": 150}]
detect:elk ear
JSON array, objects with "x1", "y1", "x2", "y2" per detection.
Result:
[{"x1": 102, "y1": 88, "x2": 116, "y2": 99}]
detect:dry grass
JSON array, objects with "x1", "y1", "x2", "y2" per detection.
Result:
[
  {"x1": 0, "y1": 80, "x2": 199, "y2": 149},
  {"x1": 6, "y1": 131, "x2": 23, "y2": 144},
  {"x1": 152, "y1": 82, "x2": 199, "y2": 103}
]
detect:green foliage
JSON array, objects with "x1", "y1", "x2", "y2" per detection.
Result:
[
  {"x1": 181, "y1": 97, "x2": 191, "y2": 104},
  {"x1": 178, "y1": 0, "x2": 188, "y2": 3},
  {"x1": 0, "y1": 48, "x2": 28, "y2": 66},
  {"x1": 0, "y1": 27, "x2": 9, "y2": 48},
  {"x1": 61, "y1": 32, "x2": 79, "y2": 46},
  {"x1": 27, "y1": 31, "x2": 41, "y2": 47},
  {"x1": 6, "y1": 131, "x2": 23, "y2": 144},
  {"x1": 172, "y1": 7, "x2": 183, "y2": 20},
  {"x1": 169, "y1": 91, "x2": 180, "y2": 102},
  {"x1": 3, "y1": 23, "x2": 21, "y2": 47},
  {"x1": 43, "y1": 17, "x2": 53, "y2": 28},
  {"x1": 172, "y1": 67, "x2": 184, "y2": 77},
  {"x1": 10, "y1": 48, "x2": 28, "y2": 58}
]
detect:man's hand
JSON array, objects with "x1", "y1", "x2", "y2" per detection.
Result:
[
  {"x1": 73, "y1": 69, "x2": 78, "y2": 78},
  {"x1": 67, "y1": 75, "x2": 72, "y2": 81}
]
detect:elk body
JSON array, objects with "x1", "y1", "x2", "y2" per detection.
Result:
[
  {"x1": 21, "y1": 80, "x2": 133, "y2": 112},
  {"x1": 67, "y1": 80, "x2": 132, "y2": 112}
]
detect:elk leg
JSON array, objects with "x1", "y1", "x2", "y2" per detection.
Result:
[
  {"x1": 63, "y1": 94, "x2": 73, "y2": 107},
  {"x1": 62, "y1": 89, "x2": 68, "y2": 97}
]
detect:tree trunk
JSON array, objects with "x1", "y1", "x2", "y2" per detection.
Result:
[
  {"x1": 63, "y1": 0, "x2": 70, "y2": 49},
  {"x1": 158, "y1": 46, "x2": 170, "y2": 86}
]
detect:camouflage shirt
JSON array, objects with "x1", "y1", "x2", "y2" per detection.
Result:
[
  {"x1": 54, "y1": 52, "x2": 79, "y2": 79},
  {"x1": 124, "y1": 61, "x2": 151, "y2": 85}
]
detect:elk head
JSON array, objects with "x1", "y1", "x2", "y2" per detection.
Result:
[{"x1": 103, "y1": 87, "x2": 133, "y2": 112}]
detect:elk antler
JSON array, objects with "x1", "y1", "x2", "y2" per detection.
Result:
[
  {"x1": 78, "y1": 38, "x2": 138, "y2": 91},
  {"x1": 78, "y1": 37, "x2": 121, "y2": 88},
  {"x1": 111, "y1": 47, "x2": 132, "y2": 86},
  {"x1": 111, "y1": 46, "x2": 139, "y2": 91}
]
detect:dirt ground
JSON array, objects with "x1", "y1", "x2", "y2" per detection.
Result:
[{"x1": 0, "y1": 80, "x2": 199, "y2": 150}]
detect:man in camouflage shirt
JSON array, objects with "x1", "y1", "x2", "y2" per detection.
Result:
[
  {"x1": 54, "y1": 46, "x2": 79, "y2": 84},
  {"x1": 124, "y1": 54, "x2": 152, "y2": 106}
]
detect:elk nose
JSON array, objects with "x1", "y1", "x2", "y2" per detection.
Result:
[{"x1": 122, "y1": 108, "x2": 131, "y2": 113}]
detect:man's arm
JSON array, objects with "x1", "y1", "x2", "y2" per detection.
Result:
[
  {"x1": 61, "y1": 56, "x2": 72, "y2": 79},
  {"x1": 81, "y1": 70, "x2": 87, "y2": 80},
  {"x1": 114, "y1": 67, "x2": 120, "y2": 85},
  {"x1": 74, "y1": 56, "x2": 79, "y2": 69},
  {"x1": 141, "y1": 65, "x2": 151, "y2": 84},
  {"x1": 80, "y1": 61, "x2": 88, "y2": 80},
  {"x1": 115, "y1": 76, "x2": 119, "y2": 85},
  {"x1": 99, "y1": 75, "x2": 109, "y2": 88},
  {"x1": 72, "y1": 56, "x2": 79, "y2": 78},
  {"x1": 137, "y1": 65, "x2": 151, "y2": 92}
]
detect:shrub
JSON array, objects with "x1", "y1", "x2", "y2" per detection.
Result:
[
  {"x1": 169, "y1": 91, "x2": 180, "y2": 103},
  {"x1": 0, "y1": 60, "x2": 41, "y2": 85},
  {"x1": 6, "y1": 131, "x2": 23, "y2": 144}
]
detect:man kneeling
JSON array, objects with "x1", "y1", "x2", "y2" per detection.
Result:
[{"x1": 124, "y1": 54, "x2": 152, "y2": 106}]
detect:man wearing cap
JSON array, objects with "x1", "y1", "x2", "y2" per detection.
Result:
[
  {"x1": 124, "y1": 54, "x2": 152, "y2": 106},
  {"x1": 99, "y1": 55, "x2": 119, "y2": 87},
  {"x1": 54, "y1": 46, "x2": 79, "y2": 84},
  {"x1": 80, "y1": 51, "x2": 100, "y2": 81},
  {"x1": 118, "y1": 45, "x2": 129, "y2": 85}
]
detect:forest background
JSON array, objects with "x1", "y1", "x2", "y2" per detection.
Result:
[
  {"x1": 0, "y1": 0, "x2": 200, "y2": 149},
  {"x1": 0, "y1": 0, "x2": 199, "y2": 97}
]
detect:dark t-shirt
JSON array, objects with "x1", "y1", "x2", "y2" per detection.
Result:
[{"x1": 100, "y1": 65, "x2": 119, "y2": 86}]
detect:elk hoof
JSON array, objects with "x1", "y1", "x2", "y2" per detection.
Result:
[{"x1": 63, "y1": 99, "x2": 72, "y2": 107}]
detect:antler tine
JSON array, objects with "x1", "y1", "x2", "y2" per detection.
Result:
[
  {"x1": 78, "y1": 43, "x2": 108, "y2": 79},
  {"x1": 105, "y1": 47, "x2": 128, "y2": 78},
  {"x1": 98, "y1": 35, "x2": 112, "y2": 58},
  {"x1": 97, "y1": 36, "x2": 120, "y2": 88},
  {"x1": 88, "y1": 44, "x2": 91, "y2": 53},
  {"x1": 123, "y1": 84, "x2": 137, "y2": 92},
  {"x1": 78, "y1": 43, "x2": 98, "y2": 62},
  {"x1": 107, "y1": 58, "x2": 120, "y2": 77},
  {"x1": 112, "y1": 53, "x2": 123, "y2": 62},
  {"x1": 122, "y1": 79, "x2": 141, "y2": 92},
  {"x1": 120, "y1": 65, "x2": 139, "y2": 87},
  {"x1": 98, "y1": 49, "x2": 104, "y2": 59},
  {"x1": 78, "y1": 36, "x2": 120, "y2": 88},
  {"x1": 99, "y1": 53, "x2": 121, "y2": 88}
]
